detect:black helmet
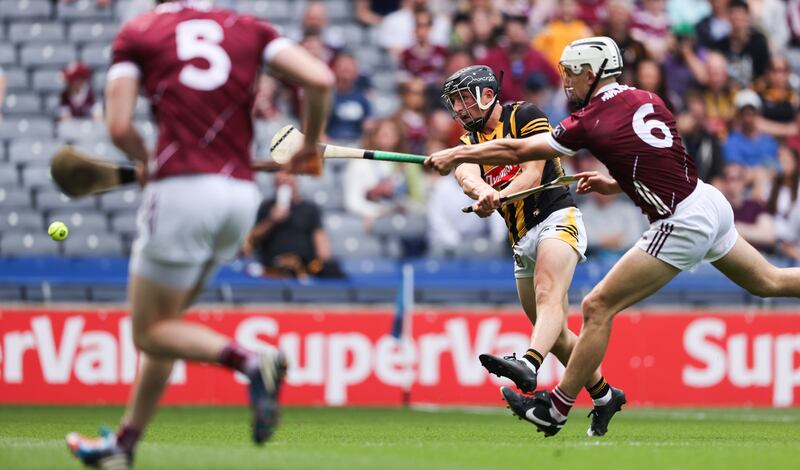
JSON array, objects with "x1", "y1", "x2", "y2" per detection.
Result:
[{"x1": 441, "y1": 65, "x2": 503, "y2": 133}]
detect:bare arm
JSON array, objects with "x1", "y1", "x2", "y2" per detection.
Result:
[
  {"x1": 736, "y1": 213, "x2": 775, "y2": 246},
  {"x1": 454, "y1": 163, "x2": 490, "y2": 200},
  {"x1": 454, "y1": 134, "x2": 559, "y2": 166},
  {"x1": 313, "y1": 229, "x2": 331, "y2": 261},
  {"x1": 105, "y1": 76, "x2": 149, "y2": 165},
  {"x1": 756, "y1": 116, "x2": 799, "y2": 139},
  {"x1": 498, "y1": 160, "x2": 545, "y2": 197}
]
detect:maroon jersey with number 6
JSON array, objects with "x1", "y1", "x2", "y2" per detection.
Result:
[
  {"x1": 546, "y1": 83, "x2": 698, "y2": 222},
  {"x1": 109, "y1": 0, "x2": 289, "y2": 181}
]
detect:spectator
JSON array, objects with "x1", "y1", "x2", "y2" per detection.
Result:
[
  {"x1": 694, "y1": 0, "x2": 731, "y2": 50},
  {"x1": 723, "y1": 89, "x2": 779, "y2": 170},
  {"x1": 630, "y1": 0, "x2": 670, "y2": 61},
  {"x1": 601, "y1": 0, "x2": 649, "y2": 85},
  {"x1": 399, "y1": 9, "x2": 449, "y2": 85},
  {"x1": 677, "y1": 90, "x2": 726, "y2": 184},
  {"x1": 302, "y1": 2, "x2": 344, "y2": 52},
  {"x1": 662, "y1": 28, "x2": 698, "y2": 111},
  {"x1": 748, "y1": 0, "x2": 789, "y2": 53},
  {"x1": 711, "y1": 0, "x2": 770, "y2": 87},
  {"x1": 428, "y1": 108, "x2": 464, "y2": 148},
  {"x1": 718, "y1": 163, "x2": 776, "y2": 251},
  {"x1": 686, "y1": 50, "x2": 738, "y2": 137},
  {"x1": 580, "y1": 190, "x2": 646, "y2": 259},
  {"x1": 522, "y1": 72, "x2": 568, "y2": 124},
  {"x1": 577, "y1": 0, "x2": 608, "y2": 32},
  {"x1": 532, "y1": 0, "x2": 593, "y2": 70},
  {"x1": 502, "y1": 16, "x2": 561, "y2": 103},
  {"x1": 753, "y1": 56, "x2": 800, "y2": 138},
  {"x1": 466, "y1": 8, "x2": 510, "y2": 80},
  {"x1": 378, "y1": 0, "x2": 450, "y2": 60},
  {"x1": 634, "y1": 59, "x2": 675, "y2": 111},
  {"x1": 393, "y1": 78, "x2": 428, "y2": 154},
  {"x1": 327, "y1": 53, "x2": 372, "y2": 144},
  {"x1": 344, "y1": 119, "x2": 421, "y2": 228},
  {"x1": 767, "y1": 144, "x2": 800, "y2": 259},
  {"x1": 243, "y1": 172, "x2": 344, "y2": 279},
  {"x1": 667, "y1": 0, "x2": 710, "y2": 30},
  {"x1": 59, "y1": 62, "x2": 101, "y2": 122},
  {"x1": 777, "y1": 201, "x2": 800, "y2": 261},
  {"x1": 356, "y1": 0, "x2": 403, "y2": 26},
  {"x1": 252, "y1": 75, "x2": 283, "y2": 121}
]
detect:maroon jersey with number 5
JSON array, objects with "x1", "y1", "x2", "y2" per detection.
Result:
[
  {"x1": 108, "y1": 0, "x2": 290, "y2": 181},
  {"x1": 546, "y1": 83, "x2": 698, "y2": 222}
]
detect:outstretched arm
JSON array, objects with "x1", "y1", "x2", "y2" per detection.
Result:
[{"x1": 425, "y1": 133, "x2": 559, "y2": 174}]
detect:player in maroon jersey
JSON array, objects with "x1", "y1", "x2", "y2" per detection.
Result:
[
  {"x1": 66, "y1": 1, "x2": 334, "y2": 467},
  {"x1": 426, "y1": 36, "x2": 800, "y2": 437}
]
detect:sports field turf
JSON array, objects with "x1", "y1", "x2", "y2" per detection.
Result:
[{"x1": 1, "y1": 405, "x2": 798, "y2": 469}]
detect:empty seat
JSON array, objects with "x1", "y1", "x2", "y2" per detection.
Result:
[
  {"x1": 111, "y1": 212, "x2": 138, "y2": 236},
  {"x1": 57, "y1": 0, "x2": 114, "y2": 20},
  {"x1": 0, "y1": 0, "x2": 52, "y2": 20},
  {"x1": 2, "y1": 93, "x2": 41, "y2": 116},
  {"x1": 49, "y1": 210, "x2": 107, "y2": 232},
  {"x1": 240, "y1": 0, "x2": 292, "y2": 20},
  {"x1": 2, "y1": 68, "x2": 28, "y2": 91},
  {"x1": 323, "y1": 213, "x2": 365, "y2": 237},
  {"x1": 372, "y1": 213, "x2": 427, "y2": 239},
  {"x1": 69, "y1": 21, "x2": 119, "y2": 43},
  {"x1": 0, "y1": 210, "x2": 42, "y2": 231},
  {"x1": 62, "y1": 232, "x2": 123, "y2": 257},
  {"x1": 32, "y1": 68, "x2": 65, "y2": 93},
  {"x1": 325, "y1": 0, "x2": 353, "y2": 22},
  {"x1": 57, "y1": 119, "x2": 107, "y2": 142},
  {"x1": 0, "y1": 187, "x2": 31, "y2": 209},
  {"x1": 0, "y1": 233, "x2": 60, "y2": 256},
  {"x1": 21, "y1": 165, "x2": 55, "y2": 188},
  {"x1": 80, "y1": 43, "x2": 110, "y2": 67},
  {"x1": 0, "y1": 44, "x2": 16, "y2": 65},
  {"x1": 0, "y1": 165, "x2": 18, "y2": 185},
  {"x1": 100, "y1": 189, "x2": 141, "y2": 212},
  {"x1": 329, "y1": 235, "x2": 382, "y2": 258},
  {"x1": 454, "y1": 237, "x2": 505, "y2": 259},
  {"x1": 8, "y1": 22, "x2": 65, "y2": 43},
  {"x1": 73, "y1": 142, "x2": 127, "y2": 162},
  {"x1": 0, "y1": 119, "x2": 53, "y2": 140},
  {"x1": 20, "y1": 43, "x2": 77, "y2": 67},
  {"x1": 8, "y1": 140, "x2": 61, "y2": 164},
  {"x1": 36, "y1": 190, "x2": 97, "y2": 211}
]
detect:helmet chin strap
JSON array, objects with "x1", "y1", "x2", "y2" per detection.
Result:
[
  {"x1": 582, "y1": 59, "x2": 608, "y2": 108},
  {"x1": 469, "y1": 70, "x2": 504, "y2": 132}
]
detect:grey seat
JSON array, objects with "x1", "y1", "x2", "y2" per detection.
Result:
[
  {"x1": 111, "y1": 212, "x2": 138, "y2": 236},
  {"x1": 2, "y1": 93, "x2": 41, "y2": 116},
  {"x1": 241, "y1": 0, "x2": 291, "y2": 21},
  {"x1": 63, "y1": 232, "x2": 123, "y2": 257},
  {"x1": 329, "y1": 234, "x2": 382, "y2": 258},
  {"x1": 100, "y1": 189, "x2": 141, "y2": 212},
  {"x1": 0, "y1": 232, "x2": 60, "y2": 256},
  {"x1": 49, "y1": 210, "x2": 107, "y2": 232},
  {"x1": 57, "y1": 119, "x2": 107, "y2": 142},
  {"x1": 73, "y1": 142, "x2": 127, "y2": 162},
  {"x1": 21, "y1": 165, "x2": 55, "y2": 189},
  {"x1": 0, "y1": 187, "x2": 31, "y2": 209},
  {"x1": 8, "y1": 140, "x2": 61, "y2": 164},
  {"x1": 8, "y1": 22, "x2": 65, "y2": 43},
  {"x1": 32, "y1": 68, "x2": 65, "y2": 93},
  {"x1": 323, "y1": 213, "x2": 365, "y2": 237},
  {"x1": 69, "y1": 21, "x2": 119, "y2": 43},
  {"x1": 36, "y1": 190, "x2": 97, "y2": 211},
  {"x1": 454, "y1": 237, "x2": 505, "y2": 259},
  {"x1": 92, "y1": 71, "x2": 107, "y2": 94},
  {"x1": 372, "y1": 213, "x2": 427, "y2": 239},
  {"x1": 0, "y1": 165, "x2": 18, "y2": 186},
  {"x1": 0, "y1": 119, "x2": 54, "y2": 140},
  {"x1": 0, "y1": 210, "x2": 42, "y2": 231},
  {"x1": 20, "y1": 43, "x2": 77, "y2": 67},
  {"x1": 80, "y1": 43, "x2": 110, "y2": 68},
  {"x1": 0, "y1": 44, "x2": 16, "y2": 65},
  {"x1": 0, "y1": 0, "x2": 52, "y2": 20},
  {"x1": 326, "y1": 0, "x2": 353, "y2": 22},
  {"x1": 57, "y1": 0, "x2": 114, "y2": 20},
  {"x1": 42, "y1": 93, "x2": 62, "y2": 115},
  {"x1": 2, "y1": 68, "x2": 28, "y2": 91}
]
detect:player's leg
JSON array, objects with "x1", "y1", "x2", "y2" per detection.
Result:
[{"x1": 712, "y1": 236, "x2": 800, "y2": 297}]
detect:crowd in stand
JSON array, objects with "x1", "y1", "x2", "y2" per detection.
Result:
[{"x1": 4, "y1": 0, "x2": 800, "y2": 273}]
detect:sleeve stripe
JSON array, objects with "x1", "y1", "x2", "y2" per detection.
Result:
[
  {"x1": 545, "y1": 133, "x2": 577, "y2": 156},
  {"x1": 263, "y1": 37, "x2": 295, "y2": 64},
  {"x1": 519, "y1": 124, "x2": 552, "y2": 135},
  {"x1": 107, "y1": 62, "x2": 141, "y2": 82}
]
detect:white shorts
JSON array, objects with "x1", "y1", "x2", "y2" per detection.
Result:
[
  {"x1": 635, "y1": 180, "x2": 738, "y2": 271},
  {"x1": 130, "y1": 174, "x2": 261, "y2": 289},
  {"x1": 513, "y1": 206, "x2": 588, "y2": 278}
]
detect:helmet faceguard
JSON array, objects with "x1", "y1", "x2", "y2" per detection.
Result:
[{"x1": 441, "y1": 66, "x2": 503, "y2": 133}]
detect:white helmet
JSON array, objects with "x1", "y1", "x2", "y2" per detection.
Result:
[{"x1": 559, "y1": 36, "x2": 623, "y2": 79}]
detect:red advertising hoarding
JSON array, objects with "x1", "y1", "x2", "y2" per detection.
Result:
[{"x1": 0, "y1": 307, "x2": 798, "y2": 407}]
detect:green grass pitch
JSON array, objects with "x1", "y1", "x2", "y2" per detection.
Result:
[{"x1": 1, "y1": 405, "x2": 799, "y2": 469}]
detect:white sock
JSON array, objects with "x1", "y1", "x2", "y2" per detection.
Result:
[
  {"x1": 549, "y1": 405, "x2": 568, "y2": 421},
  {"x1": 592, "y1": 388, "x2": 612, "y2": 406}
]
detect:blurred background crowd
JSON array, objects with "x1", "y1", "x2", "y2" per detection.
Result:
[{"x1": 1, "y1": 0, "x2": 800, "y2": 281}]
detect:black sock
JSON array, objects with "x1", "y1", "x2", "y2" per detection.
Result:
[
  {"x1": 116, "y1": 424, "x2": 141, "y2": 454},
  {"x1": 587, "y1": 376, "x2": 611, "y2": 400},
  {"x1": 523, "y1": 348, "x2": 543, "y2": 371}
]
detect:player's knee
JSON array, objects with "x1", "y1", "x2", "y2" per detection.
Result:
[
  {"x1": 132, "y1": 325, "x2": 158, "y2": 354},
  {"x1": 581, "y1": 292, "x2": 613, "y2": 326},
  {"x1": 534, "y1": 285, "x2": 562, "y2": 312}
]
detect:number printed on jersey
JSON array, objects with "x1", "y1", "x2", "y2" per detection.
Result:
[
  {"x1": 176, "y1": 19, "x2": 231, "y2": 90},
  {"x1": 632, "y1": 103, "x2": 673, "y2": 149}
]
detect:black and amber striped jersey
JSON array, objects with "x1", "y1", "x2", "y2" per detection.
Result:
[{"x1": 459, "y1": 102, "x2": 575, "y2": 245}]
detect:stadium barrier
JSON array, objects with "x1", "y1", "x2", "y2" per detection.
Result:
[{"x1": 1, "y1": 307, "x2": 799, "y2": 407}]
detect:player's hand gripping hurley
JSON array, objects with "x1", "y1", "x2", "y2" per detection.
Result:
[
  {"x1": 461, "y1": 175, "x2": 579, "y2": 213},
  {"x1": 270, "y1": 124, "x2": 427, "y2": 166}
]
